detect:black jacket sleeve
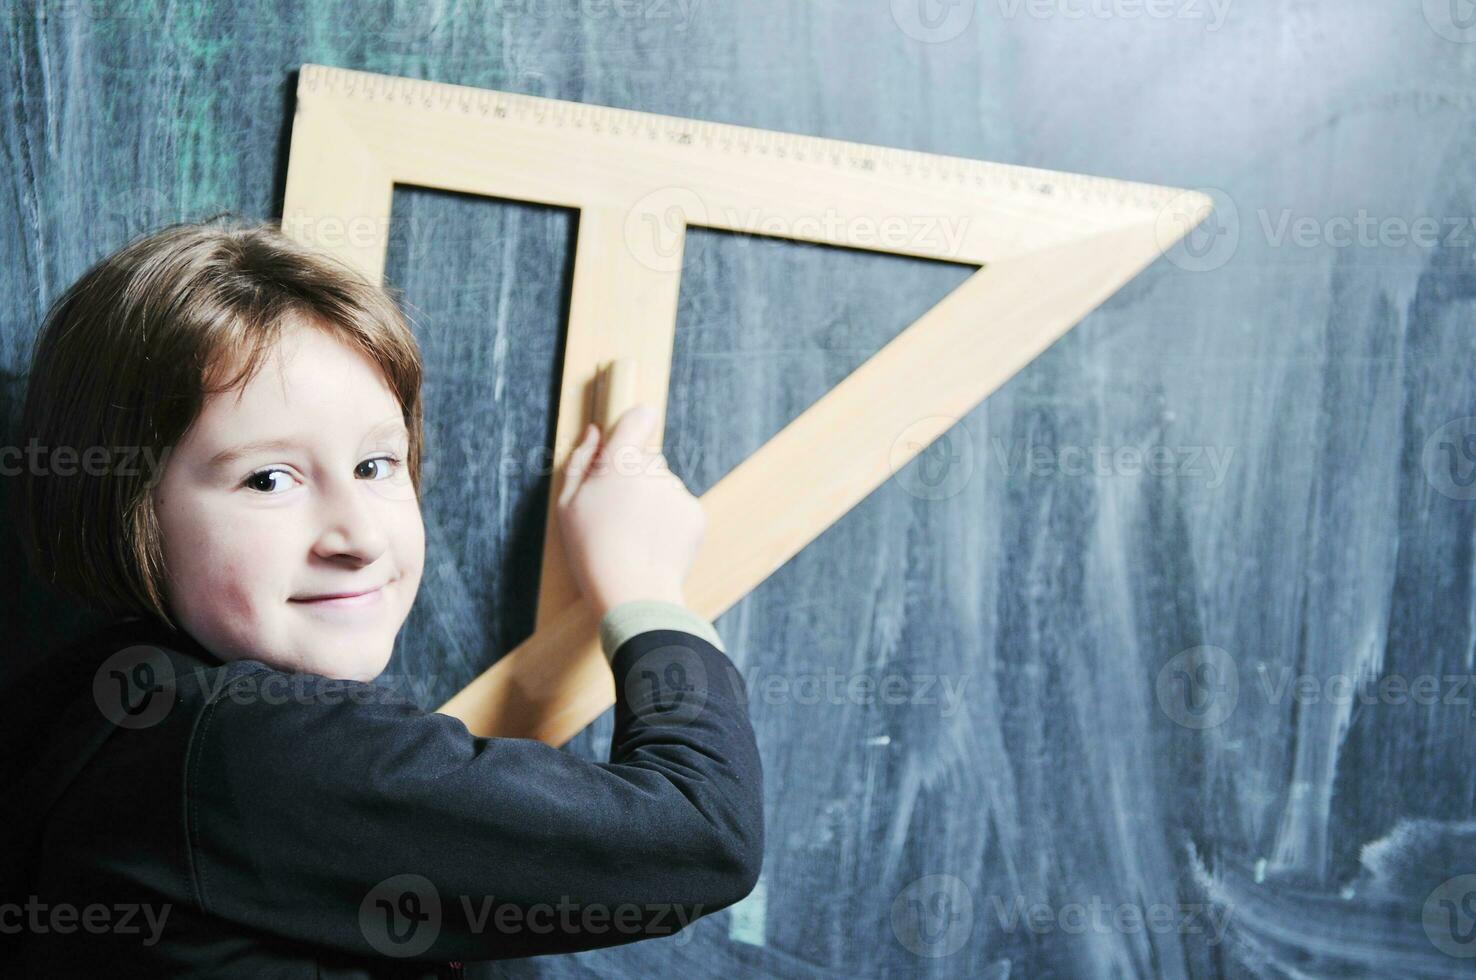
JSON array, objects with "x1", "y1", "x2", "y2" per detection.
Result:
[{"x1": 183, "y1": 628, "x2": 763, "y2": 963}]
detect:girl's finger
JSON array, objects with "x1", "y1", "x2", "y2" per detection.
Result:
[
  {"x1": 558, "y1": 424, "x2": 600, "y2": 507},
  {"x1": 560, "y1": 428, "x2": 595, "y2": 503},
  {"x1": 606, "y1": 403, "x2": 656, "y2": 453}
]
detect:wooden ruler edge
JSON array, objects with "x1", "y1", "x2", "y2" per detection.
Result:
[{"x1": 295, "y1": 62, "x2": 1207, "y2": 218}]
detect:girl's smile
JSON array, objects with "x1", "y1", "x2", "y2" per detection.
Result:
[{"x1": 150, "y1": 319, "x2": 425, "y2": 682}]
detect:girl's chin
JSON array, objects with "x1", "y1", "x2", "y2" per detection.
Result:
[
  {"x1": 253, "y1": 633, "x2": 395, "y2": 683},
  {"x1": 304, "y1": 644, "x2": 394, "y2": 683}
]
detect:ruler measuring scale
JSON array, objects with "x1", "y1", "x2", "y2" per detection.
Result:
[{"x1": 280, "y1": 62, "x2": 1212, "y2": 745}]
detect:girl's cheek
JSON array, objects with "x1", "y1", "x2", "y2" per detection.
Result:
[
  {"x1": 204, "y1": 552, "x2": 268, "y2": 625},
  {"x1": 226, "y1": 575, "x2": 258, "y2": 621}
]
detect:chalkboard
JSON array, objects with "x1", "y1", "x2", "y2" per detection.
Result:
[{"x1": 2, "y1": 2, "x2": 1473, "y2": 977}]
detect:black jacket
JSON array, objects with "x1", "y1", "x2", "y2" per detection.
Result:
[{"x1": 0, "y1": 615, "x2": 763, "y2": 977}]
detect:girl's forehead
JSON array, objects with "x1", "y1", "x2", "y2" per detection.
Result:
[{"x1": 210, "y1": 330, "x2": 387, "y2": 404}]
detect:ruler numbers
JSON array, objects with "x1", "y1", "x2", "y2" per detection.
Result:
[{"x1": 301, "y1": 64, "x2": 1172, "y2": 212}]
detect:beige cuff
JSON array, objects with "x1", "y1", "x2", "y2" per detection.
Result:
[{"x1": 598, "y1": 599, "x2": 728, "y2": 663}]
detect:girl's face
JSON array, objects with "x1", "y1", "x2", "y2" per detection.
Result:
[{"x1": 150, "y1": 321, "x2": 425, "y2": 681}]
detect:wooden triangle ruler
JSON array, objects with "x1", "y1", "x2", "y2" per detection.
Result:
[{"x1": 281, "y1": 63, "x2": 1212, "y2": 745}]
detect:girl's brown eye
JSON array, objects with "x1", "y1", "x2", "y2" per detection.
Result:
[
  {"x1": 357, "y1": 455, "x2": 402, "y2": 480},
  {"x1": 244, "y1": 469, "x2": 292, "y2": 494},
  {"x1": 244, "y1": 456, "x2": 402, "y2": 493}
]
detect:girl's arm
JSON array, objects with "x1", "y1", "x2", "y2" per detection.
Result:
[{"x1": 183, "y1": 623, "x2": 762, "y2": 963}]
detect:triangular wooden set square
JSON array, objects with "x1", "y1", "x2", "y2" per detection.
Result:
[{"x1": 282, "y1": 62, "x2": 1211, "y2": 745}]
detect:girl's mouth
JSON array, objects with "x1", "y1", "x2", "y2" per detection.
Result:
[{"x1": 289, "y1": 581, "x2": 390, "y2": 612}]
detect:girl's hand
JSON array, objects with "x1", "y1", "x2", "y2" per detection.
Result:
[{"x1": 556, "y1": 403, "x2": 705, "y2": 618}]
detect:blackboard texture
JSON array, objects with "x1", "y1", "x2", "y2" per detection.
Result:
[{"x1": 3, "y1": 2, "x2": 1474, "y2": 977}]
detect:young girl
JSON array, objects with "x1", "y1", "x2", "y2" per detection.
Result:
[{"x1": 1, "y1": 217, "x2": 763, "y2": 977}]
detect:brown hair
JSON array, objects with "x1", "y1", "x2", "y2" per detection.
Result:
[{"x1": 11, "y1": 214, "x2": 425, "y2": 630}]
